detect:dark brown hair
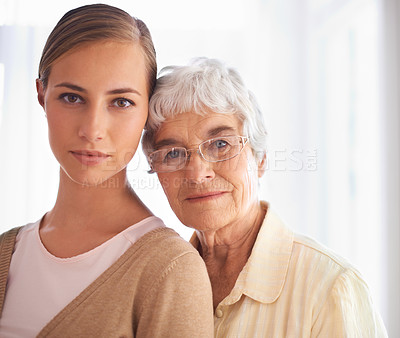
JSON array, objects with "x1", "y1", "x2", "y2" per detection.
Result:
[{"x1": 38, "y1": 4, "x2": 157, "y2": 96}]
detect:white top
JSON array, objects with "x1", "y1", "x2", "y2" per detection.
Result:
[{"x1": 0, "y1": 216, "x2": 164, "y2": 338}]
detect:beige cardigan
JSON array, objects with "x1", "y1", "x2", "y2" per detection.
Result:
[{"x1": 0, "y1": 227, "x2": 213, "y2": 337}]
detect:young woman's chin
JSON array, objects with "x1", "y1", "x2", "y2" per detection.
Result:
[{"x1": 61, "y1": 167, "x2": 126, "y2": 188}]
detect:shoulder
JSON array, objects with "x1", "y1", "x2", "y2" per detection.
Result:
[
  {"x1": 256, "y1": 207, "x2": 361, "y2": 285},
  {"x1": 0, "y1": 221, "x2": 35, "y2": 252},
  {"x1": 0, "y1": 226, "x2": 21, "y2": 257},
  {"x1": 288, "y1": 231, "x2": 365, "y2": 288},
  {"x1": 128, "y1": 226, "x2": 206, "y2": 276},
  {"x1": 140, "y1": 223, "x2": 199, "y2": 252},
  {"x1": 259, "y1": 207, "x2": 365, "y2": 295},
  {"x1": 287, "y1": 232, "x2": 369, "y2": 304},
  {"x1": 140, "y1": 227, "x2": 208, "y2": 280},
  {"x1": 257, "y1": 206, "x2": 363, "y2": 284},
  {"x1": 0, "y1": 225, "x2": 28, "y2": 282},
  {"x1": 132, "y1": 229, "x2": 213, "y2": 337},
  {"x1": 297, "y1": 235, "x2": 389, "y2": 336},
  {"x1": 126, "y1": 227, "x2": 210, "y2": 309},
  {"x1": 292, "y1": 233, "x2": 356, "y2": 273},
  {"x1": 0, "y1": 219, "x2": 40, "y2": 242},
  {"x1": 147, "y1": 227, "x2": 202, "y2": 262}
]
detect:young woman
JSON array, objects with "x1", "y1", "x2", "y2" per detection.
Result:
[{"x1": 0, "y1": 5, "x2": 213, "y2": 337}]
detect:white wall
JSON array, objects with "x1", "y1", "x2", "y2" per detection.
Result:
[{"x1": 381, "y1": 0, "x2": 400, "y2": 335}]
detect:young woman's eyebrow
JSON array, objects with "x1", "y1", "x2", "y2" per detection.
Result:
[
  {"x1": 54, "y1": 83, "x2": 141, "y2": 96},
  {"x1": 107, "y1": 88, "x2": 141, "y2": 96},
  {"x1": 55, "y1": 82, "x2": 86, "y2": 93}
]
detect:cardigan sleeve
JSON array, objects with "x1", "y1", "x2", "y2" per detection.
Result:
[
  {"x1": 0, "y1": 227, "x2": 21, "y2": 317},
  {"x1": 312, "y1": 268, "x2": 388, "y2": 337},
  {"x1": 136, "y1": 251, "x2": 214, "y2": 337}
]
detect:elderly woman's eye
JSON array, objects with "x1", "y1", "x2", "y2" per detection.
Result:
[
  {"x1": 207, "y1": 139, "x2": 232, "y2": 157},
  {"x1": 209, "y1": 139, "x2": 231, "y2": 150},
  {"x1": 165, "y1": 148, "x2": 183, "y2": 161},
  {"x1": 214, "y1": 139, "x2": 228, "y2": 148}
]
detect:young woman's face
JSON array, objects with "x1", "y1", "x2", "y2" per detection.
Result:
[{"x1": 37, "y1": 41, "x2": 149, "y2": 186}]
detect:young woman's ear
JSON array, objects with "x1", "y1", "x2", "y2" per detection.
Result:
[{"x1": 36, "y1": 79, "x2": 45, "y2": 108}]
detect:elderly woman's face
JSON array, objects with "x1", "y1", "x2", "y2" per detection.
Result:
[{"x1": 154, "y1": 111, "x2": 264, "y2": 232}]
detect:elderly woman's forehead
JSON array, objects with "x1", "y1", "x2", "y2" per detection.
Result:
[
  {"x1": 165, "y1": 111, "x2": 240, "y2": 126},
  {"x1": 156, "y1": 112, "x2": 243, "y2": 136}
]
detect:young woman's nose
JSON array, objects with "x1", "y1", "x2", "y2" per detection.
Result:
[
  {"x1": 78, "y1": 104, "x2": 106, "y2": 142},
  {"x1": 184, "y1": 151, "x2": 215, "y2": 184}
]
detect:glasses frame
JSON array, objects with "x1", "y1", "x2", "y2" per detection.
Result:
[{"x1": 148, "y1": 135, "x2": 249, "y2": 173}]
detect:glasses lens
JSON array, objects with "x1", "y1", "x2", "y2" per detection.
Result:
[
  {"x1": 201, "y1": 136, "x2": 242, "y2": 162},
  {"x1": 150, "y1": 147, "x2": 187, "y2": 172},
  {"x1": 149, "y1": 136, "x2": 247, "y2": 173}
]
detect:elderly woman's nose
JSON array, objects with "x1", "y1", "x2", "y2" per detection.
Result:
[{"x1": 184, "y1": 152, "x2": 215, "y2": 183}]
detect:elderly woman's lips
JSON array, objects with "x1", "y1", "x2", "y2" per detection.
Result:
[{"x1": 185, "y1": 191, "x2": 226, "y2": 202}]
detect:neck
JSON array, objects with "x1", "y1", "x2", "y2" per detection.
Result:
[
  {"x1": 39, "y1": 168, "x2": 152, "y2": 258},
  {"x1": 196, "y1": 201, "x2": 266, "y2": 309},
  {"x1": 198, "y1": 202, "x2": 265, "y2": 263},
  {"x1": 43, "y1": 168, "x2": 151, "y2": 234}
]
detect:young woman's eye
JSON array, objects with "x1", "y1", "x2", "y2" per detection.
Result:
[
  {"x1": 112, "y1": 98, "x2": 134, "y2": 108},
  {"x1": 60, "y1": 93, "x2": 83, "y2": 104}
]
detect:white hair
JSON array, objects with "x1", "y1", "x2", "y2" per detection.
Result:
[{"x1": 142, "y1": 57, "x2": 267, "y2": 160}]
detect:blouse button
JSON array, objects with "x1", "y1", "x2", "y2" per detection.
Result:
[{"x1": 215, "y1": 309, "x2": 223, "y2": 318}]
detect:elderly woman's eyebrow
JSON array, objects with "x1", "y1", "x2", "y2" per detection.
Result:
[
  {"x1": 154, "y1": 138, "x2": 180, "y2": 149},
  {"x1": 207, "y1": 126, "x2": 237, "y2": 137},
  {"x1": 154, "y1": 126, "x2": 237, "y2": 150}
]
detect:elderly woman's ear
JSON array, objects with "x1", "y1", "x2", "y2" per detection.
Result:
[{"x1": 258, "y1": 153, "x2": 267, "y2": 178}]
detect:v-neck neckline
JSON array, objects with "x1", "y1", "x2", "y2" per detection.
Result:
[{"x1": 37, "y1": 227, "x2": 171, "y2": 337}]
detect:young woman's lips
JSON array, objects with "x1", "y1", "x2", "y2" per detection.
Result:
[
  {"x1": 70, "y1": 150, "x2": 110, "y2": 166},
  {"x1": 185, "y1": 191, "x2": 226, "y2": 202}
]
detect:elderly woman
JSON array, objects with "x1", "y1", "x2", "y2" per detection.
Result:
[{"x1": 142, "y1": 58, "x2": 387, "y2": 337}]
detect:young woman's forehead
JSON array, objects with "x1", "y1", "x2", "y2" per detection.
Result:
[{"x1": 46, "y1": 42, "x2": 148, "y2": 96}]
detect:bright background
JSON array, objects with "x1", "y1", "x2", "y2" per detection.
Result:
[{"x1": 0, "y1": 0, "x2": 399, "y2": 335}]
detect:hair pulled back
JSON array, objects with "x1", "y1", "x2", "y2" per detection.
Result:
[{"x1": 38, "y1": 4, "x2": 156, "y2": 96}]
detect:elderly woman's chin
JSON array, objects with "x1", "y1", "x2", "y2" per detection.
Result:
[
  {"x1": 170, "y1": 192, "x2": 256, "y2": 234},
  {"x1": 180, "y1": 201, "x2": 236, "y2": 232}
]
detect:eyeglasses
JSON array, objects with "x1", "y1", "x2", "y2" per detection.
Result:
[{"x1": 148, "y1": 135, "x2": 249, "y2": 173}]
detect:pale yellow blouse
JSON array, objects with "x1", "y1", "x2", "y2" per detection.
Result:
[{"x1": 191, "y1": 203, "x2": 387, "y2": 337}]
